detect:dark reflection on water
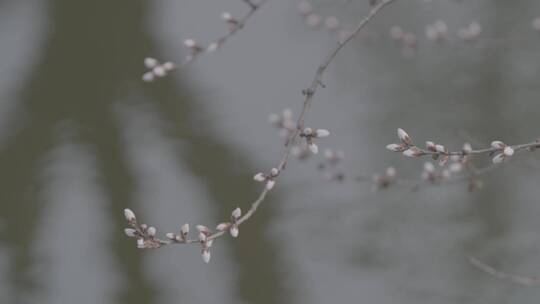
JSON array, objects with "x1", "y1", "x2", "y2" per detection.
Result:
[{"x1": 0, "y1": 0, "x2": 291, "y2": 303}]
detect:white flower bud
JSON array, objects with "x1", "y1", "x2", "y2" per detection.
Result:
[
  {"x1": 162, "y1": 62, "x2": 175, "y2": 71},
  {"x1": 137, "y1": 238, "x2": 145, "y2": 249},
  {"x1": 180, "y1": 223, "x2": 190, "y2": 235},
  {"x1": 386, "y1": 143, "x2": 403, "y2": 152},
  {"x1": 142, "y1": 72, "x2": 155, "y2": 82},
  {"x1": 196, "y1": 225, "x2": 209, "y2": 233},
  {"x1": 184, "y1": 39, "x2": 197, "y2": 48},
  {"x1": 202, "y1": 249, "x2": 211, "y2": 263},
  {"x1": 426, "y1": 141, "x2": 436, "y2": 150},
  {"x1": 253, "y1": 172, "x2": 266, "y2": 182},
  {"x1": 216, "y1": 223, "x2": 229, "y2": 231},
  {"x1": 270, "y1": 168, "x2": 279, "y2": 177},
  {"x1": 435, "y1": 144, "x2": 446, "y2": 153},
  {"x1": 230, "y1": 225, "x2": 239, "y2": 238},
  {"x1": 303, "y1": 127, "x2": 313, "y2": 136},
  {"x1": 503, "y1": 146, "x2": 514, "y2": 156},
  {"x1": 491, "y1": 141, "x2": 505, "y2": 149},
  {"x1": 198, "y1": 232, "x2": 207, "y2": 242},
  {"x1": 315, "y1": 129, "x2": 330, "y2": 138},
  {"x1": 221, "y1": 12, "x2": 233, "y2": 22},
  {"x1": 124, "y1": 209, "x2": 136, "y2": 222},
  {"x1": 403, "y1": 148, "x2": 422, "y2": 157},
  {"x1": 205, "y1": 239, "x2": 213, "y2": 248},
  {"x1": 265, "y1": 180, "x2": 275, "y2": 190},
  {"x1": 397, "y1": 128, "x2": 412, "y2": 145},
  {"x1": 144, "y1": 57, "x2": 159, "y2": 69},
  {"x1": 462, "y1": 143, "x2": 472, "y2": 154},
  {"x1": 140, "y1": 224, "x2": 148, "y2": 231},
  {"x1": 153, "y1": 66, "x2": 167, "y2": 77},
  {"x1": 308, "y1": 143, "x2": 319, "y2": 154},
  {"x1": 147, "y1": 226, "x2": 156, "y2": 237},
  {"x1": 124, "y1": 228, "x2": 137, "y2": 238},
  {"x1": 231, "y1": 207, "x2": 241, "y2": 219},
  {"x1": 166, "y1": 233, "x2": 175, "y2": 240}
]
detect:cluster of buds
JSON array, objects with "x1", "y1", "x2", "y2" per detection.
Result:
[
  {"x1": 123, "y1": 208, "x2": 163, "y2": 249},
  {"x1": 386, "y1": 128, "x2": 424, "y2": 157},
  {"x1": 216, "y1": 207, "x2": 242, "y2": 238},
  {"x1": 425, "y1": 20, "x2": 448, "y2": 42},
  {"x1": 183, "y1": 39, "x2": 207, "y2": 60},
  {"x1": 299, "y1": 127, "x2": 330, "y2": 154},
  {"x1": 254, "y1": 167, "x2": 279, "y2": 190},
  {"x1": 490, "y1": 141, "x2": 514, "y2": 163},
  {"x1": 196, "y1": 225, "x2": 214, "y2": 263},
  {"x1": 268, "y1": 109, "x2": 296, "y2": 137},
  {"x1": 320, "y1": 149, "x2": 346, "y2": 182},
  {"x1": 389, "y1": 26, "x2": 417, "y2": 58},
  {"x1": 457, "y1": 22, "x2": 482, "y2": 41},
  {"x1": 165, "y1": 223, "x2": 190, "y2": 243},
  {"x1": 142, "y1": 58, "x2": 176, "y2": 82},
  {"x1": 424, "y1": 141, "x2": 451, "y2": 166},
  {"x1": 372, "y1": 166, "x2": 396, "y2": 191},
  {"x1": 298, "y1": 0, "x2": 349, "y2": 38}
]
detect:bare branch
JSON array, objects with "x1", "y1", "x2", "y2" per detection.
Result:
[{"x1": 468, "y1": 256, "x2": 540, "y2": 287}]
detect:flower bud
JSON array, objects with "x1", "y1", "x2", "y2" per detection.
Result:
[
  {"x1": 181, "y1": 223, "x2": 190, "y2": 235},
  {"x1": 144, "y1": 57, "x2": 159, "y2": 69},
  {"x1": 308, "y1": 143, "x2": 319, "y2": 154},
  {"x1": 202, "y1": 249, "x2": 211, "y2": 263},
  {"x1": 216, "y1": 223, "x2": 230, "y2": 231},
  {"x1": 230, "y1": 225, "x2": 239, "y2": 238},
  {"x1": 231, "y1": 207, "x2": 241, "y2": 219},
  {"x1": 491, "y1": 141, "x2": 505, "y2": 149},
  {"x1": 124, "y1": 209, "x2": 136, "y2": 222},
  {"x1": 266, "y1": 180, "x2": 276, "y2": 190},
  {"x1": 253, "y1": 173, "x2": 266, "y2": 182},
  {"x1": 166, "y1": 233, "x2": 175, "y2": 240},
  {"x1": 124, "y1": 228, "x2": 137, "y2": 238},
  {"x1": 503, "y1": 146, "x2": 514, "y2": 156},
  {"x1": 397, "y1": 128, "x2": 412, "y2": 145},
  {"x1": 270, "y1": 168, "x2": 279, "y2": 177},
  {"x1": 315, "y1": 129, "x2": 330, "y2": 138},
  {"x1": 142, "y1": 72, "x2": 155, "y2": 82},
  {"x1": 147, "y1": 226, "x2": 157, "y2": 237}
]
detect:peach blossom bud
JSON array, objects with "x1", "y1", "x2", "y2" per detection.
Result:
[
  {"x1": 142, "y1": 72, "x2": 155, "y2": 82},
  {"x1": 303, "y1": 127, "x2": 313, "y2": 136},
  {"x1": 144, "y1": 57, "x2": 159, "y2": 69},
  {"x1": 181, "y1": 223, "x2": 190, "y2": 235},
  {"x1": 137, "y1": 238, "x2": 145, "y2": 248},
  {"x1": 162, "y1": 62, "x2": 175, "y2": 71},
  {"x1": 230, "y1": 225, "x2": 239, "y2": 238},
  {"x1": 196, "y1": 225, "x2": 209, "y2": 233},
  {"x1": 124, "y1": 209, "x2": 136, "y2": 222},
  {"x1": 315, "y1": 129, "x2": 330, "y2": 138},
  {"x1": 397, "y1": 128, "x2": 412, "y2": 145},
  {"x1": 386, "y1": 143, "x2": 404, "y2": 152},
  {"x1": 140, "y1": 224, "x2": 148, "y2": 231},
  {"x1": 435, "y1": 144, "x2": 446, "y2": 153},
  {"x1": 270, "y1": 168, "x2": 279, "y2": 177},
  {"x1": 426, "y1": 141, "x2": 436, "y2": 150},
  {"x1": 403, "y1": 147, "x2": 423, "y2": 157},
  {"x1": 153, "y1": 66, "x2": 167, "y2": 77},
  {"x1": 198, "y1": 232, "x2": 207, "y2": 242},
  {"x1": 265, "y1": 180, "x2": 275, "y2": 190},
  {"x1": 124, "y1": 228, "x2": 137, "y2": 237},
  {"x1": 308, "y1": 143, "x2": 319, "y2": 154},
  {"x1": 503, "y1": 146, "x2": 514, "y2": 156},
  {"x1": 231, "y1": 207, "x2": 241, "y2": 219},
  {"x1": 491, "y1": 141, "x2": 505, "y2": 149},
  {"x1": 216, "y1": 223, "x2": 229, "y2": 231},
  {"x1": 202, "y1": 249, "x2": 211, "y2": 263},
  {"x1": 184, "y1": 39, "x2": 197, "y2": 48},
  {"x1": 462, "y1": 143, "x2": 472, "y2": 154},
  {"x1": 221, "y1": 12, "x2": 233, "y2": 22},
  {"x1": 147, "y1": 226, "x2": 156, "y2": 237},
  {"x1": 253, "y1": 173, "x2": 266, "y2": 182},
  {"x1": 166, "y1": 233, "x2": 175, "y2": 240}
]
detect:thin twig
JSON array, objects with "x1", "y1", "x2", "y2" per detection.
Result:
[
  {"x1": 468, "y1": 256, "x2": 540, "y2": 287},
  {"x1": 126, "y1": 0, "x2": 398, "y2": 258}
]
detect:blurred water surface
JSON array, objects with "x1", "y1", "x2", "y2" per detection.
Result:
[{"x1": 1, "y1": 0, "x2": 540, "y2": 303}]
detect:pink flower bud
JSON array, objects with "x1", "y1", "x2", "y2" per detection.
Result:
[
  {"x1": 153, "y1": 66, "x2": 167, "y2": 77},
  {"x1": 386, "y1": 143, "x2": 406, "y2": 152},
  {"x1": 492, "y1": 153, "x2": 505, "y2": 164},
  {"x1": 266, "y1": 180, "x2": 276, "y2": 190},
  {"x1": 142, "y1": 72, "x2": 155, "y2": 82},
  {"x1": 491, "y1": 141, "x2": 505, "y2": 149},
  {"x1": 231, "y1": 207, "x2": 241, "y2": 219},
  {"x1": 435, "y1": 144, "x2": 446, "y2": 153},
  {"x1": 403, "y1": 147, "x2": 423, "y2": 157},
  {"x1": 147, "y1": 226, "x2": 156, "y2": 237},
  {"x1": 397, "y1": 128, "x2": 412, "y2": 145},
  {"x1": 181, "y1": 223, "x2": 190, "y2": 235},
  {"x1": 216, "y1": 223, "x2": 230, "y2": 231},
  {"x1": 144, "y1": 57, "x2": 159, "y2": 69},
  {"x1": 137, "y1": 238, "x2": 145, "y2": 249},
  {"x1": 166, "y1": 233, "x2": 175, "y2": 240},
  {"x1": 503, "y1": 146, "x2": 514, "y2": 156},
  {"x1": 230, "y1": 225, "x2": 239, "y2": 238},
  {"x1": 201, "y1": 249, "x2": 211, "y2": 263}
]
